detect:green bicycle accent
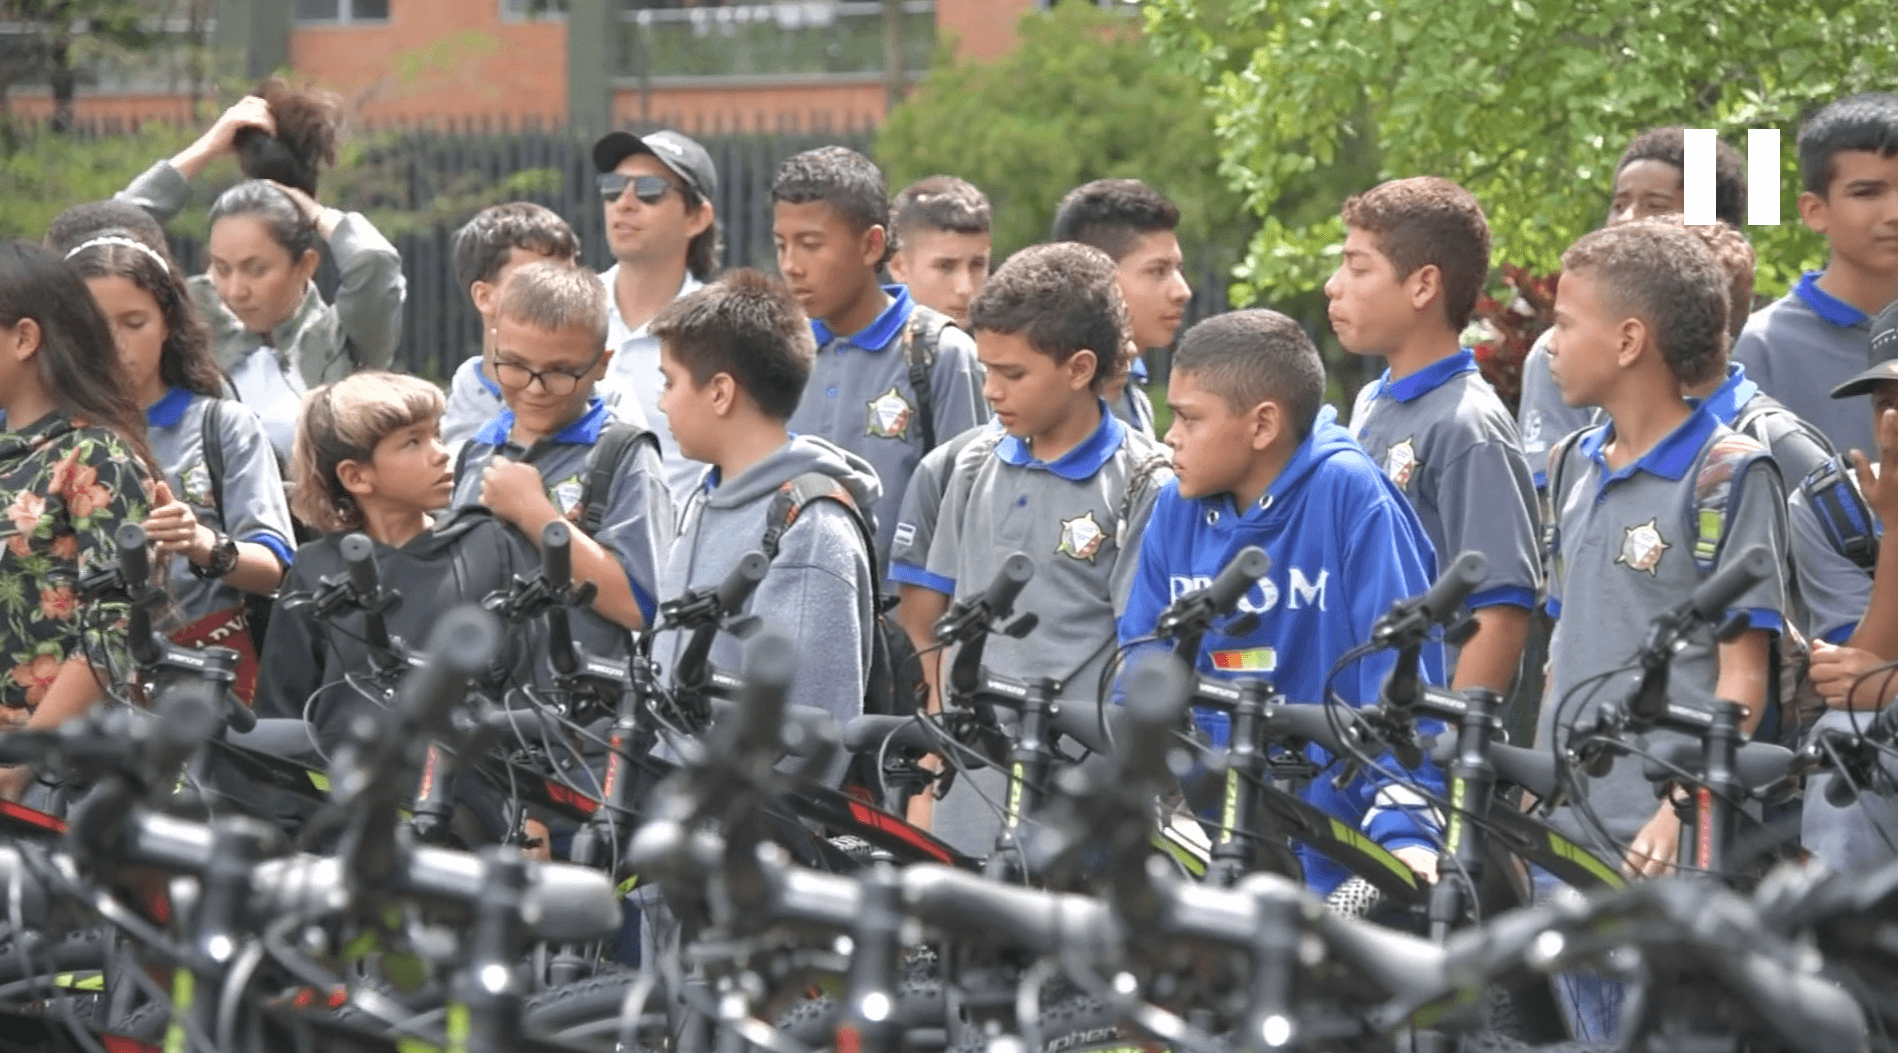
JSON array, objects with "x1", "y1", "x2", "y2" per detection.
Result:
[
  {"x1": 51, "y1": 971, "x2": 104, "y2": 990},
  {"x1": 1327, "y1": 818, "x2": 1418, "y2": 890},
  {"x1": 447, "y1": 1002, "x2": 471, "y2": 1053},
  {"x1": 1154, "y1": 828, "x2": 1209, "y2": 878},
  {"x1": 398, "y1": 1039, "x2": 445, "y2": 1053},
  {"x1": 1005, "y1": 762, "x2": 1025, "y2": 827},
  {"x1": 307, "y1": 770, "x2": 331, "y2": 793},
  {"x1": 1549, "y1": 831, "x2": 1626, "y2": 888},
  {"x1": 617, "y1": 873, "x2": 641, "y2": 898},
  {"x1": 1219, "y1": 767, "x2": 1241, "y2": 842},
  {"x1": 1445, "y1": 778, "x2": 1467, "y2": 856},
  {"x1": 165, "y1": 968, "x2": 193, "y2": 1053}
]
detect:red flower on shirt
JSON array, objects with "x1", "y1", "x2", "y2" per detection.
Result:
[
  {"x1": 7, "y1": 491, "x2": 45, "y2": 536},
  {"x1": 39, "y1": 586, "x2": 77, "y2": 621},
  {"x1": 9, "y1": 654, "x2": 61, "y2": 708},
  {"x1": 49, "y1": 535, "x2": 77, "y2": 562}
]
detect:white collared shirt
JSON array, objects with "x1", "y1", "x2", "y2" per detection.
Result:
[{"x1": 598, "y1": 265, "x2": 707, "y2": 502}]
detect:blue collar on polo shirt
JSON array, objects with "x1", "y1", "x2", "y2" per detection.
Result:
[
  {"x1": 146, "y1": 387, "x2": 193, "y2": 428},
  {"x1": 810, "y1": 285, "x2": 913, "y2": 352},
  {"x1": 993, "y1": 401, "x2": 1124, "y2": 482},
  {"x1": 1579, "y1": 402, "x2": 1720, "y2": 484},
  {"x1": 473, "y1": 396, "x2": 610, "y2": 447},
  {"x1": 1362, "y1": 348, "x2": 1479, "y2": 404},
  {"x1": 1694, "y1": 363, "x2": 1759, "y2": 427},
  {"x1": 1795, "y1": 271, "x2": 1870, "y2": 329},
  {"x1": 477, "y1": 363, "x2": 502, "y2": 398}
]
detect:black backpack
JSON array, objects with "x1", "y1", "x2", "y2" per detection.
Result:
[
  {"x1": 898, "y1": 306, "x2": 958, "y2": 452},
  {"x1": 761, "y1": 472, "x2": 927, "y2": 721},
  {"x1": 452, "y1": 419, "x2": 658, "y2": 536}
]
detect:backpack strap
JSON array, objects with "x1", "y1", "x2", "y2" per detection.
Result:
[
  {"x1": 1687, "y1": 431, "x2": 1778, "y2": 576},
  {"x1": 1802, "y1": 456, "x2": 1881, "y2": 573},
  {"x1": 576, "y1": 420, "x2": 659, "y2": 536},
  {"x1": 762, "y1": 471, "x2": 877, "y2": 566},
  {"x1": 898, "y1": 307, "x2": 955, "y2": 452},
  {"x1": 1542, "y1": 427, "x2": 1588, "y2": 569},
  {"x1": 1114, "y1": 447, "x2": 1173, "y2": 552},
  {"x1": 200, "y1": 397, "x2": 228, "y2": 523}
]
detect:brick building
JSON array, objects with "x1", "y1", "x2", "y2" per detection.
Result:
[{"x1": 5, "y1": 0, "x2": 1042, "y2": 130}]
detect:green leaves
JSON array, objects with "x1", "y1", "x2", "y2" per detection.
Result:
[{"x1": 1147, "y1": 0, "x2": 1898, "y2": 304}]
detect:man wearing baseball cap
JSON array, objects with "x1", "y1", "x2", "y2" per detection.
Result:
[
  {"x1": 1802, "y1": 298, "x2": 1898, "y2": 874},
  {"x1": 593, "y1": 128, "x2": 723, "y2": 500}
]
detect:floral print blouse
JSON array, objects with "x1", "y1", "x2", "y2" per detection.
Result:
[{"x1": 0, "y1": 412, "x2": 152, "y2": 710}]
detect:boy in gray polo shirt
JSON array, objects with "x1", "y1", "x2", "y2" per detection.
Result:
[
  {"x1": 1801, "y1": 303, "x2": 1898, "y2": 873},
  {"x1": 1519, "y1": 127, "x2": 1748, "y2": 485},
  {"x1": 773, "y1": 147, "x2": 988, "y2": 573},
  {"x1": 1733, "y1": 93, "x2": 1898, "y2": 458},
  {"x1": 1332, "y1": 177, "x2": 1540, "y2": 695},
  {"x1": 892, "y1": 242, "x2": 1172, "y2": 856},
  {"x1": 452, "y1": 262, "x2": 674, "y2": 657},
  {"x1": 1540, "y1": 219, "x2": 1788, "y2": 1039}
]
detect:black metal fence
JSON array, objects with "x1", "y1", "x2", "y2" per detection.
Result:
[{"x1": 140, "y1": 120, "x2": 1231, "y2": 382}]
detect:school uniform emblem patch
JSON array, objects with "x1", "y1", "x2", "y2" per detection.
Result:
[
  {"x1": 1617, "y1": 518, "x2": 1668, "y2": 575},
  {"x1": 866, "y1": 387, "x2": 914, "y2": 439},
  {"x1": 182, "y1": 461, "x2": 214, "y2": 509},
  {"x1": 1384, "y1": 439, "x2": 1420, "y2": 489},
  {"x1": 550, "y1": 476, "x2": 585, "y2": 519},
  {"x1": 1056, "y1": 510, "x2": 1107, "y2": 562}
]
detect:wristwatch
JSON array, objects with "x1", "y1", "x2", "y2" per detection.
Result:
[{"x1": 190, "y1": 531, "x2": 240, "y2": 579}]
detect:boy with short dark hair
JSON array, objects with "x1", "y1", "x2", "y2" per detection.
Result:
[
  {"x1": 894, "y1": 242, "x2": 1171, "y2": 854},
  {"x1": 772, "y1": 147, "x2": 988, "y2": 572},
  {"x1": 888, "y1": 175, "x2": 992, "y2": 330},
  {"x1": 1542, "y1": 217, "x2": 1786, "y2": 833},
  {"x1": 650, "y1": 268, "x2": 881, "y2": 744},
  {"x1": 1539, "y1": 218, "x2": 1789, "y2": 1038},
  {"x1": 1331, "y1": 176, "x2": 1540, "y2": 696},
  {"x1": 1052, "y1": 178, "x2": 1193, "y2": 436},
  {"x1": 441, "y1": 203, "x2": 587, "y2": 451},
  {"x1": 452, "y1": 261, "x2": 673, "y2": 645},
  {"x1": 1734, "y1": 92, "x2": 1898, "y2": 458},
  {"x1": 1518, "y1": 127, "x2": 1749, "y2": 482},
  {"x1": 1117, "y1": 309, "x2": 1446, "y2": 893}
]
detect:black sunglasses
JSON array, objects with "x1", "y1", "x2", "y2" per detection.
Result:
[{"x1": 597, "y1": 173, "x2": 675, "y2": 205}]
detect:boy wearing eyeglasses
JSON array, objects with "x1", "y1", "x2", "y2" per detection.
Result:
[
  {"x1": 451, "y1": 261, "x2": 675, "y2": 641},
  {"x1": 592, "y1": 128, "x2": 722, "y2": 503}
]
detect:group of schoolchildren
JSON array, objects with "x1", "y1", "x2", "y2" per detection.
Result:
[{"x1": 4, "y1": 76, "x2": 1898, "y2": 1038}]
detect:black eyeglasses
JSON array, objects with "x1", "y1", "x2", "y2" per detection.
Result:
[
  {"x1": 597, "y1": 173, "x2": 675, "y2": 206},
  {"x1": 492, "y1": 352, "x2": 604, "y2": 396}
]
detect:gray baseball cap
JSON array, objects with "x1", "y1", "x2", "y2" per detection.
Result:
[
  {"x1": 1830, "y1": 298, "x2": 1898, "y2": 398},
  {"x1": 592, "y1": 129, "x2": 718, "y2": 200}
]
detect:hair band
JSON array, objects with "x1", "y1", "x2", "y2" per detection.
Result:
[{"x1": 64, "y1": 235, "x2": 172, "y2": 274}]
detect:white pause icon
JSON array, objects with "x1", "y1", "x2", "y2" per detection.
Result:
[{"x1": 1684, "y1": 127, "x2": 1781, "y2": 227}]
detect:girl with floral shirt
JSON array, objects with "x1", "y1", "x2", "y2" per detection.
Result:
[{"x1": 0, "y1": 241, "x2": 159, "y2": 800}]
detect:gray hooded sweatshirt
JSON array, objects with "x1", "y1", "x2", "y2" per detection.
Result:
[{"x1": 651, "y1": 436, "x2": 882, "y2": 780}]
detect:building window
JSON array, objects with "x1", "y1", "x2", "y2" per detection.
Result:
[
  {"x1": 502, "y1": 0, "x2": 568, "y2": 19},
  {"x1": 295, "y1": 0, "x2": 390, "y2": 24},
  {"x1": 618, "y1": 0, "x2": 936, "y2": 81}
]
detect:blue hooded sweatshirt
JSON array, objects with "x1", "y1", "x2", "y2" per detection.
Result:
[{"x1": 1116, "y1": 407, "x2": 1447, "y2": 894}]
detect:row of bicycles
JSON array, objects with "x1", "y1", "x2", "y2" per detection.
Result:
[{"x1": 0, "y1": 521, "x2": 1896, "y2": 1053}]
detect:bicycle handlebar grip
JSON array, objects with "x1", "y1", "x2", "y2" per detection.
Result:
[
  {"x1": 716, "y1": 551, "x2": 771, "y2": 615},
  {"x1": 116, "y1": 523, "x2": 150, "y2": 585},
  {"x1": 735, "y1": 632, "x2": 798, "y2": 763},
  {"x1": 1689, "y1": 545, "x2": 1772, "y2": 624},
  {"x1": 399, "y1": 606, "x2": 503, "y2": 737},
  {"x1": 540, "y1": 521, "x2": 572, "y2": 591},
  {"x1": 152, "y1": 680, "x2": 224, "y2": 772},
  {"x1": 1119, "y1": 653, "x2": 1191, "y2": 784},
  {"x1": 982, "y1": 553, "x2": 1036, "y2": 617},
  {"x1": 340, "y1": 533, "x2": 380, "y2": 598},
  {"x1": 1418, "y1": 550, "x2": 1488, "y2": 624},
  {"x1": 1207, "y1": 546, "x2": 1271, "y2": 616}
]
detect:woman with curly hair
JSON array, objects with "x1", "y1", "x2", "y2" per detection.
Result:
[{"x1": 118, "y1": 79, "x2": 407, "y2": 463}]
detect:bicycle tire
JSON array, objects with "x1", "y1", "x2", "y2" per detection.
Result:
[
  {"x1": 522, "y1": 968, "x2": 670, "y2": 1052},
  {"x1": 0, "y1": 929, "x2": 110, "y2": 984}
]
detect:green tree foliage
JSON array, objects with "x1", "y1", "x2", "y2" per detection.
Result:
[
  {"x1": 1143, "y1": 0, "x2": 1898, "y2": 304},
  {"x1": 877, "y1": 3, "x2": 1250, "y2": 265}
]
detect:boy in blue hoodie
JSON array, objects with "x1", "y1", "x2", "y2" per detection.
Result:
[
  {"x1": 649, "y1": 268, "x2": 881, "y2": 757},
  {"x1": 1117, "y1": 309, "x2": 1446, "y2": 893}
]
